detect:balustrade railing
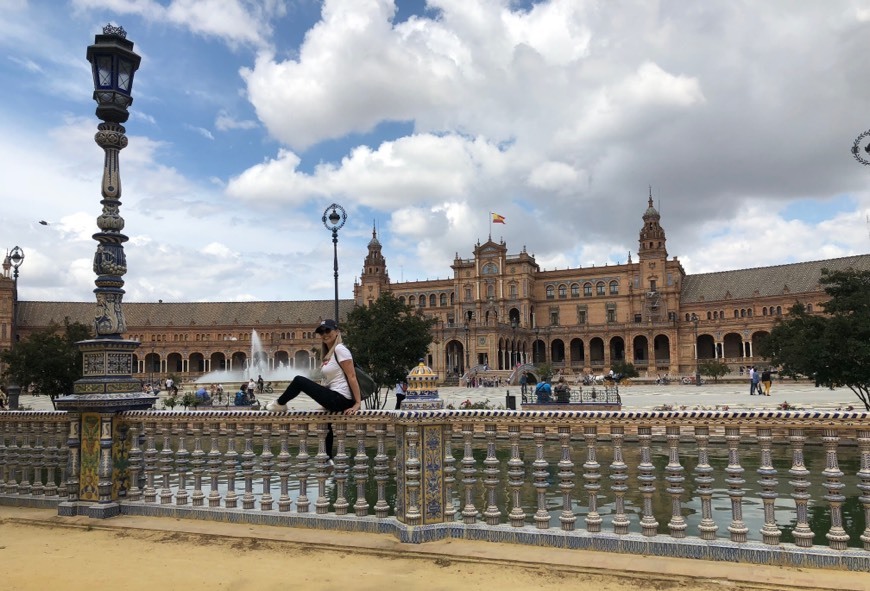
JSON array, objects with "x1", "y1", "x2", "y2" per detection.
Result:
[{"x1": 1, "y1": 409, "x2": 869, "y2": 570}]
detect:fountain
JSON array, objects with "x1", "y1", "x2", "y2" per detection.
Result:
[{"x1": 195, "y1": 329, "x2": 315, "y2": 386}]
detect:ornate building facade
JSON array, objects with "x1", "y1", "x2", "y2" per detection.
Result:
[{"x1": 2, "y1": 198, "x2": 868, "y2": 384}]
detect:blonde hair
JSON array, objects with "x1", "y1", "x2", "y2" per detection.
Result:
[{"x1": 321, "y1": 331, "x2": 343, "y2": 362}]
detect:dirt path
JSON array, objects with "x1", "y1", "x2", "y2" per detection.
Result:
[{"x1": 0, "y1": 509, "x2": 865, "y2": 591}]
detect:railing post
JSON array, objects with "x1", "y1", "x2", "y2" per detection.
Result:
[
  {"x1": 352, "y1": 423, "x2": 369, "y2": 517},
  {"x1": 822, "y1": 428, "x2": 849, "y2": 550},
  {"x1": 126, "y1": 422, "x2": 142, "y2": 502},
  {"x1": 788, "y1": 428, "x2": 814, "y2": 547},
  {"x1": 332, "y1": 422, "x2": 349, "y2": 516},
  {"x1": 693, "y1": 426, "x2": 717, "y2": 540},
  {"x1": 259, "y1": 423, "x2": 274, "y2": 511},
  {"x1": 756, "y1": 427, "x2": 780, "y2": 545},
  {"x1": 207, "y1": 423, "x2": 223, "y2": 508},
  {"x1": 396, "y1": 415, "x2": 450, "y2": 525},
  {"x1": 507, "y1": 424, "x2": 526, "y2": 527},
  {"x1": 532, "y1": 425, "x2": 550, "y2": 529},
  {"x1": 175, "y1": 423, "x2": 189, "y2": 506},
  {"x1": 159, "y1": 424, "x2": 174, "y2": 505},
  {"x1": 582, "y1": 426, "x2": 600, "y2": 532},
  {"x1": 276, "y1": 423, "x2": 293, "y2": 513},
  {"x1": 483, "y1": 424, "x2": 501, "y2": 526},
  {"x1": 725, "y1": 426, "x2": 748, "y2": 543},
  {"x1": 637, "y1": 425, "x2": 658, "y2": 536},
  {"x1": 293, "y1": 422, "x2": 310, "y2": 513},
  {"x1": 373, "y1": 422, "x2": 389, "y2": 518},
  {"x1": 665, "y1": 425, "x2": 686, "y2": 538},
  {"x1": 190, "y1": 422, "x2": 206, "y2": 507},
  {"x1": 609, "y1": 425, "x2": 629, "y2": 535},
  {"x1": 461, "y1": 422, "x2": 479, "y2": 525},
  {"x1": 313, "y1": 423, "x2": 330, "y2": 515},
  {"x1": 221, "y1": 421, "x2": 238, "y2": 508},
  {"x1": 558, "y1": 426, "x2": 575, "y2": 531}
]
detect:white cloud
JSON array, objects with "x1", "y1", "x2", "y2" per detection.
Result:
[
  {"x1": 186, "y1": 124, "x2": 215, "y2": 140},
  {"x1": 215, "y1": 110, "x2": 258, "y2": 131}
]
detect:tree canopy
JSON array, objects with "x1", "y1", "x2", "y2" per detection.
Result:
[
  {"x1": 1, "y1": 320, "x2": 93, "y2": 408},
  {"x1": 698, "y1": 359, "x2": 731, "y2": 383},
  {"x1": 759, "y1": 268, "x2": 870, "y2": 410},
  {"x1": 341, "y1": 294, "x2": 436, "y2": 409}
]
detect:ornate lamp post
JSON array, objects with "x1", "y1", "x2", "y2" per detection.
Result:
[
  {"x1": 691, "y1": 313, "x2": 701, "y2": 387},
  {"x1": 5, "y1": 246, "x2": 24, "y2": 409},
  {"x1": 55, "y1": 25, "x2": 155, "y2": 519},
  {"x1": 322, "y1": 203, "x2": 347, "y2": 323}
]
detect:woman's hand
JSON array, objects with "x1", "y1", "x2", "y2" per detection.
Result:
[{"x1": 344, "y1": 402, "x2": 360, "y2": 415}]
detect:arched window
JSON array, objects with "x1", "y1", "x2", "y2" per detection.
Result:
[
  {"x1": 596, "y1": 282, "x2": 605, "y2": 295},
  {"x1": 409, "y1": 295, "x2": 416, "y2": 306},
  {"x1": 609, "y1": 280, "x2": 619, "y2": 295},
  {"x1": 419, "y1": 294, "x2": 426, "y2": 307},
  {"x1": 707, "y1": 311, "x2": 712, "y2": 320},
  {"x1": 740, "y1": 309, "x2": 746, "y2": 318},
  {"x1": 734, "y1": 309, "x2": 739, "y2": 318},
  {"x1": 747, "y1": 309, "x2": 753, "y2": 317},
  {"x1": 583, "y1": 282, "x2": 592, "y2": 296},
  {"x1": 762, "y1": 307, "x2": 767, "y2": 316},
  {"x1": 509, "y1": 283, "x2": 518, "y2": 298},
  {"x1": 429, "y1": 294, "x2": 436, "y2": 307},
  {"x1": 806, "y1": 303, "x2": 813, "y2": 312},
  {"x1": 440, "y1": 293, "x2": 447, "y2": 306},
  {"x1": 546, "y1": 286, "x2": 555, "y2": 299},
  {"x1": 558, "y1": 284, "x2": 567, "y2": 298},
  {"x1": 685, "y1": 313, "x2": 691, "y2": 321},
  {"x1": 776, "y1": 306, "x2": 782, "y2": 315},
  {"x1": 571, "y1": 283, "x2": 580, "y2": 297},
  {"x1": 399, "y1": 296, "x2": 405, "y2": 305}
]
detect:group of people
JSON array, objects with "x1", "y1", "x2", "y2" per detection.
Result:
[
  {"x1": 532, "y1": 377, "x2": 572, "y2": 403},
  {"x1": 748, "y1": 366, "x2": 776, "y2": 396}
]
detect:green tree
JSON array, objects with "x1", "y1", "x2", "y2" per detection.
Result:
[
  {"x1": 697, "y1": 359, "x2": 731, "y2": 383},
  {"x1": 611, "y1": 361, "x2": 640, "y2": 378},
  {"x1": 1, "y1": 320, "x2": 93, "y2": 409},
  {"x1": 342, "y1": 294, "x2": 436, "y2": 409},
  {"x1": 760, "y1": 268, "x2": 870, "y2": 410}
]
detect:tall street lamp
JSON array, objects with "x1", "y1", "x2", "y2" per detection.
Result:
[
  {"x1": 6, "y1": 246, "x2": 24, "y2": 409},
  {"x1": 691, "y1": 313, "x2": 701, "y2": 387},
  {"x1": 56, "y1": 26, "x2": 155, "y2": 519},
  {"x1": 322, "y1": 203, "x2": 347, "y2": 323}
]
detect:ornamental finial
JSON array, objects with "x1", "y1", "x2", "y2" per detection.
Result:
[{"x1": 102, "y1": 23, "x2": 127, "y2": 38}]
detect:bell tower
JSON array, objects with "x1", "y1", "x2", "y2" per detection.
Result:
[
  {"x1": 354, "y1": 225, "x2": 391, "y2": 306},
  {"x1": 637, "y1": 189, "x2": 669, "y2": 321}
]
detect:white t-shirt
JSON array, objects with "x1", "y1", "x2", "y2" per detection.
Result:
[{"x1": 321, "y1": 343, "x2": 353, "y2": 399}]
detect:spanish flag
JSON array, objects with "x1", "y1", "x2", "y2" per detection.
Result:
[{"x1": 491, "y1": 212, "x2": 506, "y2": 224}]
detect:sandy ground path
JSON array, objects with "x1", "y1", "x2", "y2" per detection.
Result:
[{"x1": 1, "y1": 508, "x2": 866, "y2": 591}]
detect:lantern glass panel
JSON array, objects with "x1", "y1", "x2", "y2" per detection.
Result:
[
  {"x1": 97, "y1": 55, "x2": 113, "y2": 87},
  {"x1": 96, "y1": 91, "x2": 114, "y2": 105},
  {"x1": 118, "y1": 59, "x2": 133, "y2": 92}
]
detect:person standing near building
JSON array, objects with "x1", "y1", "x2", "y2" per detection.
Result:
[
  {"x1": 394, "y1": 381, "x2": 407, "y2": 409},
  {"x1": 520, "y1": 372, "x2": 528, "y2": 396},
  {"x1": 749, "y1": 366, "x2": 761, "y2": 396},
  {"x1": 761, "y1": 368, "x2": 773, "y2": 396}
]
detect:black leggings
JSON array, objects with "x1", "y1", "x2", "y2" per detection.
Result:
[{"x1": 278, "y1": 376, "x2": 355, "y2": 458}]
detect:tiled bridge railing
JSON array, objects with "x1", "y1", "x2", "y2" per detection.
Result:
[{"x1": 0, "y1": 409, "x2": 869, "y2": 571}]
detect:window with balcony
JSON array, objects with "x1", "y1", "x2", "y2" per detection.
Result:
[
  {"x1": 558, "y1": 284, "x2": 567, "y2": 298},
  {"x1": 571, "y1": 283, "x2": 580, "y2": 297},
  {"x1": 584, "y1": 282, "x2": 592, "y2": 296},
  {"x1": 609, "y1": 280, "x2": 619, "y2": 295},
  {"x1": 546, "y1": 286, "x2": 555, "y2": 299},
  {"x1": 596, "y1": 282, "x2": 605, "y2": 296}
]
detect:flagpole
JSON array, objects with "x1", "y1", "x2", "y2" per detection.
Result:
[{"x1": 489, "y1": 211, "x2": 492, "y2": 239}]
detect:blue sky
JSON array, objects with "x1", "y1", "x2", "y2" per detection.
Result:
[{"x1": 1, "y1": 0, "x2": 869, "y2": 304}]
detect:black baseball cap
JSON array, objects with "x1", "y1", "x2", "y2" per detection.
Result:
[{"x1": 315, "y1": 319, "x2": 339, "y2": 334}]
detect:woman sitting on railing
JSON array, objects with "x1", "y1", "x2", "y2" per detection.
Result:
[{"x1": 266, "y1": 319, "x2": 362, "y2": 461}]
